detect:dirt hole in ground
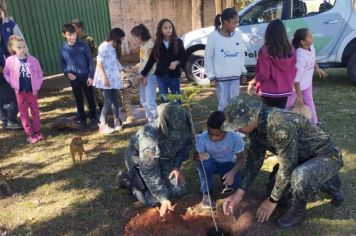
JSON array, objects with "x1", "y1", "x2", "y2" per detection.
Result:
[{"x1": 123, "y1": 194, "x2": 271, "y2": 236}]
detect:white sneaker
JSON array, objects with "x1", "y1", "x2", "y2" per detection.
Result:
[
  {"x1": 99, "y1": 123, "x2": 115, "y2": 135},
  {"x1": 114, "y1": 120, "x2": 123, "y2": 131}
]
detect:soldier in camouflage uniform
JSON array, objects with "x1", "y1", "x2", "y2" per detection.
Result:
[
  {"x1": 222, "y1": 97, "x2": 344, "y2": 229},
  {"x1": 72, "y1": 19, "x2": 102, "y2": 110},
  {"x1": 117, "y1": 103, "x2": 195, "y2": 216}
]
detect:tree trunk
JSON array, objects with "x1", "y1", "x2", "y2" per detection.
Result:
[
  {"x1": 215, "y1": 0, "x2": 222, "y2": 14},
  {"x1": 192, "y1": 0, "x2": 203, "y2": 30}
]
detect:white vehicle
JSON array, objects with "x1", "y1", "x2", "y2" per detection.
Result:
[{"x1": 182, "y1": 0, "x2": 356, "y2": 85}]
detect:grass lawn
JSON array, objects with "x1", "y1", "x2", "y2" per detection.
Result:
[{"x1": 0, "y1": 70, "x2": 355, "y2": 235}]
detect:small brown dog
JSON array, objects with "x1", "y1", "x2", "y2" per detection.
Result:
[
  {"x1": 70, "y1": 136, "x2": 85, "y2": 165},
  {"x1": 0, "y1": 171, "x2": 13, "y2": 196}
]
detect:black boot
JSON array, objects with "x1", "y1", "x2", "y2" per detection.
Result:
[
  {"x1": 116, "y1": 170, "x2": 132, "y2": 189},
  {"x1": 277, "y1": 204, "x2": 306, "y2": 229},
  {"x1": 319, "y1": 175, "x2": 344, "y2": 206}
]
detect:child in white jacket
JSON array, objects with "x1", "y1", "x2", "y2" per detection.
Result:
[{"x1": 205, "y1": 8, "x2": 247, "y2": 111}]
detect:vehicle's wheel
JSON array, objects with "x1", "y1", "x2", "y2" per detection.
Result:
[
  {"x1": 347, "y1": 52, "x2": 356, "y2": 85},
  {"x1": 184, "y1": 54, "x2": 210, "y2": 86}
]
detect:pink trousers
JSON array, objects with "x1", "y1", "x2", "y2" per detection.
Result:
[
  {"x1": 286, "y1": 85, "x2": 318, "y2": 124},
  {"x1": 16, "y1": 92, "x2": 41, "y2": 136}
]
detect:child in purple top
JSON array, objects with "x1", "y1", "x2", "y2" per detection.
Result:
[{"x1": 248, "y1": 20, "x2": 296, "y2": 109}]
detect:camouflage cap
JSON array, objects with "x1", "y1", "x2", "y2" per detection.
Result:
[
  {"x1": 222, "y1": 97, "x2": 263, "y2": 131},
  {"x1": 157, "y1": 103, "x2": 192, "y2": 140}
]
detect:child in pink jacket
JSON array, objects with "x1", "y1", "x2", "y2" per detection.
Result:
[{"x1": 4, "y1": 35, "x2": 44, "y2": 143}]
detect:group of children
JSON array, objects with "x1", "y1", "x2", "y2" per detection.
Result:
[
  {"x1": 1, "y1": 17, "x2": 188, "y2": 142},
  {"x1": 206, "y1": 8, "x2": 326, "y2": 125},
  {"x1": 59, "y1": 18, "x2": 186, "y2": 135}
]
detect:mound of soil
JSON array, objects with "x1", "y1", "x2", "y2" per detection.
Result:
[{"x1": 123, "y1": 195, "x2": 271, "y2": 236}]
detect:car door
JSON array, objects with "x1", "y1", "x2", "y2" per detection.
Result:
[
  {"x1": 238, "y1": 0, "x2": 289, "y2": 68},
  {"x1": 283, "y1": 0, "x2": 347, "y2": 62}
]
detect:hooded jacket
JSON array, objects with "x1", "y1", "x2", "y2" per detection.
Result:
[{"x1": 255, "y1": 46, "x2": 297, "y2": 98}]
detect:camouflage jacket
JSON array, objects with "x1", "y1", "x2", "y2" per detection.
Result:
[
  {"x1": 239, "y1": 107, "x2": 331, "y2": 200},
  {"x1": 80, "y1": 34, "x2": 98, "y2": 59},
  {"x1": 126, "y1": 118, "x2": 195, "y2": 202}
]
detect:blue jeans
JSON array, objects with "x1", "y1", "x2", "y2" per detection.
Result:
[
  {"x1": 156, "y1": 75, "x2": 181, "y2": 104},
  {"x1": 198, "y1": 158, "x2": 241, "y2": 193},
  {"x1": 139, "y1": 74, "x2": 158, "y2": 121},
  {"x1": 100, "y1": 89, "x2": 120, "y2": 124}
]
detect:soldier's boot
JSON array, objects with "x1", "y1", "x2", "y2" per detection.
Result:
[
  {"x1": 116, "y1": 170, "x2": 132, "y2": 190},
  {"x1": 277, "y1": 203, "x2": 306, "y2": 229},
  {"x1": 319, "y1": 175, "x2": 344, "y2": 207}
]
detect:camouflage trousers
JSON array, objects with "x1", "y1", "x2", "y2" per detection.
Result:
[
  {"x1": 124, "y1": 137, "x2": 186, "y2": 206},
  {"x1": 131, "y1": 178, "x2": 186, "y2": 206},
  {"x1": 269, "y1": 143, "x2": 343, "y2": 207}
]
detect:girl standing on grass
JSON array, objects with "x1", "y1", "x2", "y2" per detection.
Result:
[
  {"x1": 138, "y1": 18, "x2": 185, "y2": 105},
  {"x1": 248, "y1": 19, "x2": 296, "y2": 109},
  {"x1": 4, "y1": 35, "x2": 43, "y2": 143},
  {"x1": 93, "y1": 28, "x2": 125, "y2": 135},
  {"x1": 131, "y1": 24, "x2": 158, "y2": 122},
  {"x1": 204, "y1": 8, "x2": 247, "y2": 111},
  {"x1": 286, "y1": 28, "x2": 327, "y2": 125}
]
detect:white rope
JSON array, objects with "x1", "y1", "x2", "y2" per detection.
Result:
[{"x1": 184, "y1": 92, "x2": 218, "y2": 232}]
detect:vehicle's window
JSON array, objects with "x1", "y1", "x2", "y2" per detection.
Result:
[
  {"x1": 292, "y1": 0, "x2": 336, "y2": 18},
  {"x1": 240, "y1": 0, "x2": 283, "y2": 25}
]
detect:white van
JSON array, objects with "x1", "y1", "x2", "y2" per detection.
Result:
[{"x1": 182, "y1": 0, "x2": 356, "y2": 85}]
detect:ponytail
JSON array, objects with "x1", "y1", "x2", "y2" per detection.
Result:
[{"x1": 214, "y1": 14, "x2": 222, "y2": 29}]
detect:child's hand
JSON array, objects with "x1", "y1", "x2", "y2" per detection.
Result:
[
  {"x1": 199, "y1": 152, "x2": 209, "y2": 161},
  {"x1": 103, "y1": 77, "x2": 110, "y2": 87},
  {"x1": 140, "y1": 77, "x2": 147, "y2": 86},
  {"x1": 316, "y1": 68, "x2": 327, "y2": 78},
  {"x1": 87, "y1": 78, "x2": 93, "y2": 87},
  {"x1": 222, "y1": 169, "x2": 237, "y2": 186},
  {"x1": 67, "y1": 73, "x2": 76, "y2": 81},
  {"x1": 247, "y1": 82, "x2": 256, "y2": 96},
  {"x1": 169, "y1": 61, "x2": 179, "y2": 70},
  {"x1": 295, "y1": 96, "x2": 304, "y2": 107}
]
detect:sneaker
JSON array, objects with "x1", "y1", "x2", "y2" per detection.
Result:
[
  {"x1": 114, "y1": 119, "x2": 123, "y2": 131},
  {"x1": 201, "y1": 192, "x2": 216, "y2": 209},
  {"x1": 6, "y1": 121, "x2": 22, "y2": 130},
  {"x1": 27, "y1": 136, "x2": 38, "y2": 144},
  {"x1": 99, "y1": 123, "x2": 115, "y2": 135},
  {"x1": 34, "y1": 132, "x2": 44, "y2": 141}
]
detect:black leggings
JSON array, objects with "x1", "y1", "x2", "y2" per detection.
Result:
[
  {"x1": 262, "y1": 96, "x2": 288, "y2": 109},
  {"x1": 100, "y1": 89, "x2": 120, "y2": 124}
]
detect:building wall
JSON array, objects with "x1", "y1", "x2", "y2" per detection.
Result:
[{"x1": 108, "y1": 0, "x2": 216, "y2": 55}]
